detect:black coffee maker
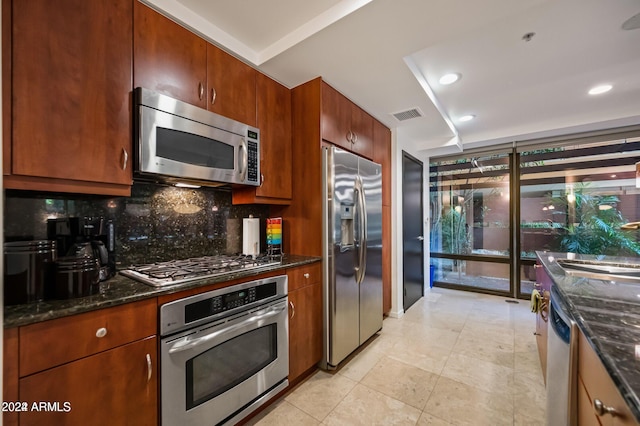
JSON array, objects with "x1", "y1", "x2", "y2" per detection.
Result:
[{"x1": 47, "y1": 217, "x2": 116, "y2": 281}]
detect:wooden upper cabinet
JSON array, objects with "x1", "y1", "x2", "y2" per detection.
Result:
[
  {"x1": 8, "y1": 0, "x2": 133, "y2": 193},
  {"x1": 373, "y1": 119, "x2": 391, "y2": 207},
  {"x1": 321, "y1": 81, "x2": 374, "y2": 159},
  {"x1": 134, "y1": 1, "x2": 207, "y2": 108},
  {"x1": 207, "y1": 44, "x2": 257, "y2": 126},
  {"x1": 232, "y1": 73, "x2": 291, "y2": 204},
  {"x1": 321, "y1": 81, "x2": 352, "y2": 151},
  {"x1": 350, "y1": 104, "x2": 374, "y2": 159}
]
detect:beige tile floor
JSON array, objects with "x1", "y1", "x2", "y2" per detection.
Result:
[{"x1": 248, "y1": 287, "x2": 546, "y2": 426}]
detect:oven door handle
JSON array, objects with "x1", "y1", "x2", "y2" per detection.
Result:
[{"x1": 168, "y1": 304, "x2": 286, "y2": 354}]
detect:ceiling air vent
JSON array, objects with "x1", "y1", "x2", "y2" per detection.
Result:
[{"x1": 392, "y1": 107, "x2": 423, "y2": 122}]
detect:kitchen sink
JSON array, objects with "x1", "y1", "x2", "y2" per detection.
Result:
[{"x1": 557, "y1": 258, "x2": 640, "y2": 282}]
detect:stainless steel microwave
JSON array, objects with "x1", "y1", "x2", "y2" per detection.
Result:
[{"x1": 133, "y1": 87, "x2": 260, "y2": 187}]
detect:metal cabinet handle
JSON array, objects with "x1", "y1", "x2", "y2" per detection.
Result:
[
  {"x1": 146, "y1": 353, "x2": 152, "y2": 382},
  {"x1": 260, "y1": 174, "x2": 264, "y2": 187},
  {"x1": 417, "y1": 236, "x2": 424, "y2": 241},
  {"x1": 534, "y1": 264, "x2": 542, "y2": 269},
  {"x1": 96, "y1": 327, "x2": 107, "y2": 338},
  {"x1": 352, "y1": 132, "x2": 358, "y2": 144},
  {"x1": 198, "y1": 82, "x2": 204, "y2": 100},
  {"x1": 594, "y1": 399, "x2": 617, "y2": 417},
  {"x1": 121, "y1": 148, "x2": 128, "y2": 171},
  {"x1": 534, "y1": 283, "x2": 541, "y2": 288},
  {"x1": 289, "y1": 301, "x2": 295, "y2": 319},
  {"x1": 303, "y1": 273, "x2": 310, "y2": 279},
  {"x1": 211, "y1": 87, "x2": 217, "y2": 105},
  {"x1": 533, "y1": 332, "x2": 541, "y2": 336}
]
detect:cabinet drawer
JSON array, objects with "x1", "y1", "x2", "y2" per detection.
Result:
[
  {"x1": 288, "y1": 263, "x2": 322, "y2": 291},
  {"x1": 578, "y1": 331, "x2": 636, "y2": 425},
  {"x1": 19, "y1": 299, "x2": 157, "y2": 377}
]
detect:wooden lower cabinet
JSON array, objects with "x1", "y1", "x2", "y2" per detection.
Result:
[
  {"x1": 578, "y1": 330, "x2": 638, "y2": 425},
  {"x1": 12, "y1": 299, "x2": 158, "y2": 426},
  {"x1": 534, "y1": 262, "x2": 552, "y2": 381},
  {"x1": 287, "y1": 266, "x2": 322, "y2": 382},
  {"x1": 19, "y1": 337, "x2": 157, "y2": 426},
  {"x1": 382, "y1": 205, "x2": 391, "y2": 314},
  {"x1": 3, "y1": 328, "x2": 19, "y2": 426}
]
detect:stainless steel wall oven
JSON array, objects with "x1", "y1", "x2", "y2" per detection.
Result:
[{"x1": 160, "y1": 275, "x2": 288, "y2": 426}]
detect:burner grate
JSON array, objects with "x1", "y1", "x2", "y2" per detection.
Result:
[{"x1": 121, "y1": 255, "x2": 280, "y2": 287}]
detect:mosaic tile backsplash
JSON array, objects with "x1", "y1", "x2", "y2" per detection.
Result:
[{"x1": 4, "y1": 183, "x2": 270, "y2": 268}]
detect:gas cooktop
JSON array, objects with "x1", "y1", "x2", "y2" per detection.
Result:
[{"x1": 120, "y1": 255, "x2": 281, "y2": 287}]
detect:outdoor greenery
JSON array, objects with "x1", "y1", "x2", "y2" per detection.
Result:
[
  {"x1": 439, "y1": 206, "x2": 471, "y2": 255},
  {"x1": 549, "y1": 190, "x2": 640, "y2": 257}
]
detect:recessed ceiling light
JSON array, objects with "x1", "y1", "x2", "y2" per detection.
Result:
[
  {"x1": 588, "y1": 84, "x2": 612, "y2": 95},
  {"x1": 439, "y1": 73, "x2": 461, "y2": 85},
  {"x1": 459, "y1": 114, "x2": 475, "y2": 122}
]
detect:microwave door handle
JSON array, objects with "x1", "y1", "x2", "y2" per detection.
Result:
[
  {"x1": 167, "y1": 304, "x2": 285, "y2": 354},
  {"x1": 238, "y1": 138, "x2": 248, "y2": 181}
]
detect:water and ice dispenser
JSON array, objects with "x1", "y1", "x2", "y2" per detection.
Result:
[{"x1": 340, "y1": 202, "x2": 355, "y2": 249}]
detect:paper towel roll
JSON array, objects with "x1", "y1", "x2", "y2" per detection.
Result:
[{"x1": 242, "y1": 218, "x2": 260, "y2": 257}]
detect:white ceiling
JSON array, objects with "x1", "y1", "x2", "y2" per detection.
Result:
[{"x1": 145, "y1": 0, "x2": 640, "y2": 156}]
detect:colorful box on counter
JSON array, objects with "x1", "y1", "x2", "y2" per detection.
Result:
[{"x1": 266, "y1": 217, "x2": 282, "y2": 259}]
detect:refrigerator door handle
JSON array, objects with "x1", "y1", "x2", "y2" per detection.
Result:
[{"x1": 354, "y1": 176, "x2": 367, "y2": 284}]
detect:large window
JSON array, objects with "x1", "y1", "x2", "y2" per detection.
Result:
[
  {"x1": 430, "y1": 132, "x2": 640, "y2": 298},
  {"x1": 430, "y1": 151, "x2": 512, "y2": 295}
]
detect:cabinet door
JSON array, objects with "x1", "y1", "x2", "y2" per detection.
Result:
[
  {"x1": 350, "y1": 104, "x2": 374, "y2": 159},
  {"x1": 232, "y1": 73, "x2": 291, "y2": 204},
  {"x1": 382, "y1": 205, "x2": 391, "y2": 314},
  {"x1": 373, "y1": 120, "x2": 391, "y2": 207},
  {"x1": 3, "y1": 328, "x2": 18, "y2": 426},
  {"x1": 207, "y1": 43, "x2": 257, "y2": 126},
  {"x1": 19, "y1": 337, "x2": 157, "y2": 426},
  {"x1": 12, "y1": 0, "x2": 132, "y2": 186},
  {"x1": 534, "y1": 262, "x2": 552, "y2": 381},
  {"x1": 535, "y1": 303, "x2": 548, "y2": 382},
  {"x1": 288, "y1": 283, "x2": 322, "y2": 382},
  {"x1": 321, "y1": 82, "x2": 351, "y2": 150},
  {"x1": 578, "y1": 331, "x2": 638, "y2": 426},
  {"x1": 134, "y1": 1, "x2": 207, "y2": 108}
]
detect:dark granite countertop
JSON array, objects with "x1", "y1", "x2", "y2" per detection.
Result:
[
  {"x1": 4, "y1": 254, "x2": 321, "y2": 328},
  {"x1": 536, "y1": 251, "x2": 640, "y2": 422}
]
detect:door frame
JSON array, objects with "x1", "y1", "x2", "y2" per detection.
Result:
[{"x1": 401, "y1": 151, "x2": 424, "y2": 311}]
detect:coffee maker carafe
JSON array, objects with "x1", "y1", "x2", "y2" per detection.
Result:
[{"x1": 47, "y1": 217, "x2": 116, "y2": 281}]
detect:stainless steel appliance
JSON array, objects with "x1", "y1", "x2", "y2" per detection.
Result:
[
  {"x1": 120, "y1": 255, "x2": 280, "y2": 287},
  {"x1": 160, "y1": 275, "x2": 289, "y2": 426},
  {"x1": 134, "y1": 87, "x2": 260, "y2": 187},
  {"x1": 546, "y1": 285, "x2": 578, "y2": 425},
  {"x1": 321, "y1": 146, "x2": 383, "y2": 369}
]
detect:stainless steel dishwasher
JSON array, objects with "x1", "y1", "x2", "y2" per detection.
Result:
[{"x1": 546, "y1": 285, "x2": 578, "y2": 426}]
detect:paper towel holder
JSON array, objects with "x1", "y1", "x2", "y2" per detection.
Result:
[{"x1": 242, "y1": 215, "x2": 260, "y2": 258}]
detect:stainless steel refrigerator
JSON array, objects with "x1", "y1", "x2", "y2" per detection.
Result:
[{"x1": 321, "y1": 146, "x2": 383, "y2": 369}]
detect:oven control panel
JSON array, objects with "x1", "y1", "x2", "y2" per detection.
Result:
[{"x1": 159, "y1": 275, "x2": 288, "y2": 336}]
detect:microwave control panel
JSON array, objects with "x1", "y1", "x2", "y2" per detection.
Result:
[{"x1": 247, "y1": 130, "x2": 259, "y2": 184}]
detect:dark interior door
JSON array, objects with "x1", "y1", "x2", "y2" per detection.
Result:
[{"x1": 402, "y1": 152, "x2": 424, "y2": 311}]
